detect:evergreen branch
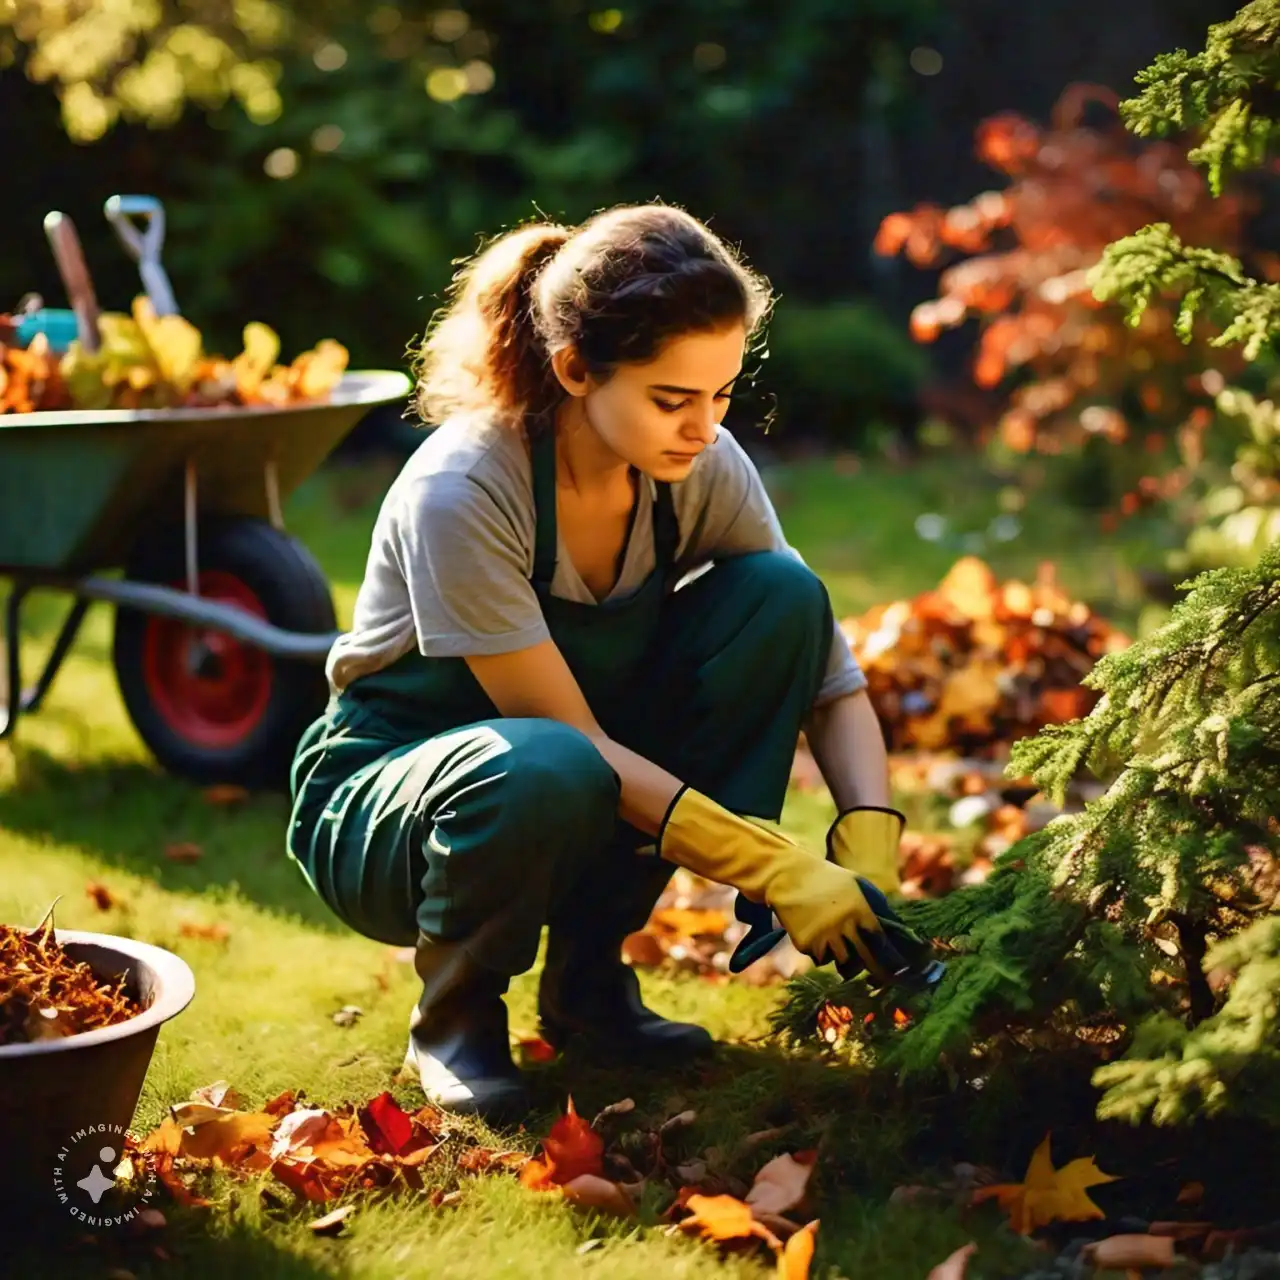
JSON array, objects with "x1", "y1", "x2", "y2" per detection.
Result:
[
  {"x1": 1089, "y1": 224, "x2": 1280, "y2": 361},
  {"x1": 1092, "y1": 915, "x2": 1280, "y2": 1126},
  {"x1": 1118, "y1": 0, "x2": 1280, "y2": 190}
]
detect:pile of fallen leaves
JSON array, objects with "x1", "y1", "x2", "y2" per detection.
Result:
[
  {"x1": 126, "y1": 1081, "x2": 823, "y2": 1275},
  {"x1": 0, "y1": 913, "x2": 142, "y2": 1046},
  {"x1": 120, "y1": 1080, "x2": 1280, "y2": 1277},
  {"x1": 0, "y1": 297, "x2": 348, "y2": 414},
  {"x1": 838, "y1": 556, "x2": 1130, "y2": 756}
]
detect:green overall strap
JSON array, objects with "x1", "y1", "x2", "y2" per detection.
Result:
[
  {"x1": 530, "y1": 430, "x2": 679, "y2": 591},
  {"x1": 531, "y1": 429, "x2": 558, "y2": 591}
]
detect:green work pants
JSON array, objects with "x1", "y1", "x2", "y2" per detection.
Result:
[{"x1": 287, "y1": 551, "x2": 834, "y2": 975}]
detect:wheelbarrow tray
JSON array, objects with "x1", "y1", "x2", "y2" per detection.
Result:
[{"x1": 0, "y1": 370, "x2": 411, "y2": 573}]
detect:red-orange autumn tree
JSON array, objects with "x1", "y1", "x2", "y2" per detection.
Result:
[{"x1": 876, "y1": 82, "x2": 1263, "y2": 521}]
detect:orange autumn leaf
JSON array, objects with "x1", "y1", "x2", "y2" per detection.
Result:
[
  {"x1": 516, "y1": 1036, "x2": 557, "y2": 1063},
  {"x1": 649, "y1": 907, "x2": 730, "y2": 937},
  {"x1": 778, "y1": 1220, "x2": 819, "y2": 1280},
  {"x1": 542, "y1": 1095, "x2": 604, "y2": 1182},
  {"x1": 679, "y1": 1193, "x2": 783, "y2": 1251},
  {"x1": 519, "y1": 1157, "x2": 558, "y2": 1190},
  {"x1": 521, "y1": 1096, "x2": 604, "y2": 1191},
  {"x1": 971, "y1": 1133, "x2": 1119, "y2": 1234}
]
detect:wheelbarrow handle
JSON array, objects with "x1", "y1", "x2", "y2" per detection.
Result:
[
  {"x1": 42, "y1": 211, "x2": 101, "y2": 354},
  {"x1": 104, "y1": 194, "x2": 180, "y2": 317}
]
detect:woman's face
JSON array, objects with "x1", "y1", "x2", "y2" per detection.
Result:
[{"x1": 554, "y1": 323, "x2": 748, "y2": 481}]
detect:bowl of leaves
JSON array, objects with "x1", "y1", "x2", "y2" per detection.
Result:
[{"x1": 0, "y1": 902, "x2": 196, "y2": 1224}]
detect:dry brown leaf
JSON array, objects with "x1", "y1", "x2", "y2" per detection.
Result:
[
  {"x1": 164, "y1": 843, "x2": 204, "y2": 864},
  {"x1": 591, "y1": 1098, "x2": 636, "y2": 1128},
  {"x1": 928, "y1": 1241, "x2": 978, "y2": 1279},
  {"x1": 560, "y1": 1174, "x2": 636, "y2": 1218},
  {"x1": 660, "y1": 1109, "x2": 698, "y2": 1134},
  {"x1": 190, "y1": 1080, "x2": 242, "y2": 1110},
  {"x1": 745, "y1": 1152, "x2": 817, "y2": 1218},
  {"x1": 1081, "y1": 1234, "x2": 1176, "y2": 1269},
  {"x1": 178, "y1": 921, "x2": 230, "y2": 943},
  {"x1": 309, "y1": 1205, "x2": 355, "y2": 1235},
  {"x1": 85, "y1": 881, "x2": 119, "y2": 911},
  {"x1": 203, "y1": 784, "x2": 250, "y2": 808}
]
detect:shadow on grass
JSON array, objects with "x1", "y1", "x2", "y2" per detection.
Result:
[
  {"x1": 0, "y1": 747, "x2": 350, "y2": 938},
  {"x1": 8, "y1": 1206, "x2": 349, "y2": 1280}
]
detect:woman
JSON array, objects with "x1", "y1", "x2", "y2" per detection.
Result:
[{"x1": 287, "y1": 203, "x2": 913, "y2": 1125}]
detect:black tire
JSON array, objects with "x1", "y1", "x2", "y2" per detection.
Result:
[{"x1": 113, "y1": 516, "x2": 336, "y2": 789}]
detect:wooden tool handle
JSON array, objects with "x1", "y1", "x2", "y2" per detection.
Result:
[{"x1": 43, "y1": 211, "x2": 102, "y2": 353}]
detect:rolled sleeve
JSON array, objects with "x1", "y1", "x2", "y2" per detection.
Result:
[{"x1": 390, "y1": 471, "x2": 551, "y2": 657}]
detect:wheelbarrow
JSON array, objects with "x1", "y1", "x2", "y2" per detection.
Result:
[{"x1": 0, "y1": 369, "x2": 411, "y2": 786}]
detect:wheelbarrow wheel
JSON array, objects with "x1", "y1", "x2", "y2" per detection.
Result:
[{"x1": 113, "y1": 516, "x2": 336, "y2": 788}]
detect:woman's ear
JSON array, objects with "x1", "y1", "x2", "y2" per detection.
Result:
[{"x1": 550, "y1": 344, "x2": 590, "y2": 398}]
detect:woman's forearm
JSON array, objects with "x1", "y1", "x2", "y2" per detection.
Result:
[
  {"x1": 585, "y1": 733, "x2": 684, "y2": 835},
  {"x1": 802, "y1": 688, "x2": 891, "y2": 812},
  {"x1": 586, "y1": 687, "x2": 894, "y2": 835}
]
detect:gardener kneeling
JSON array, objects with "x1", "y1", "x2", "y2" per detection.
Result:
[{"x1": 286, "y1": 203, "x2": 910, "y2": 1124}]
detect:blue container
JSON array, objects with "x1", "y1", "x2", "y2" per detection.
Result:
[{"x1": 14, "y1": 309, "x2": 81, "y2": 353}]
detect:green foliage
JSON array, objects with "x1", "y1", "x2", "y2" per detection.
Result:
[
  {"x1": 1178, "y1": 381, "x2": 1280, "y2": 574},
  {"x1": 1091, "y1": 224, "x2": 1280, "y2": 362},
  {"x1": 1092, "y1": 916, "x2": 1280, "y2": 1127},
  {"x1": 761, "y1": 300, "x2": 929, "y2": 443},
  {"x1": 774, "y1": 544, "x2": 1280, "y2": 1126},
  {"x1": 1117, "y1": 0, "x2": 1280, "y2": 194},
  {"x1": 783, "y1": 55, "x2": 1280, "y2": 1116}
]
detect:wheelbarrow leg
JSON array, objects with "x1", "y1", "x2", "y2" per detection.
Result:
[{"x1": 0, "y1": 583, "x2": 91, "y2": 739}]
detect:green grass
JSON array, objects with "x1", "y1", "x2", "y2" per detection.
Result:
[{"x1": 1, "y1": 446, "x2": 1159, "y2": 1278}]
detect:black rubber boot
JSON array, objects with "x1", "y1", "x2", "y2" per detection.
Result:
[
  {"x1": 538, "y1": 929, "x2": 715, "y2": 1061},
  {"x1": 400, "y1": 929, "x2": 530, "y2": 1125}
]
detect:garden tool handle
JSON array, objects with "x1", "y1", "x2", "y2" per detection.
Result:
[
  {"x1": 42, "y1": 211, "x2": 101, "y2": 353},
  {"x1": 105, "y1": 194, "x2": 180, "y2": 316}
]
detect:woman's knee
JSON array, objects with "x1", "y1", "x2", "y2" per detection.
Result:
[
  {"x1": 483, "y1": 718, "x2": 620, "y2": 833},
  {"x1": 718, "y1": 551, "x2": 832, "y2": 636}
]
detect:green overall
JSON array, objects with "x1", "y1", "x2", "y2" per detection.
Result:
[{"x1": 286, "y1": 429, "x2": 835, "y2": 976}]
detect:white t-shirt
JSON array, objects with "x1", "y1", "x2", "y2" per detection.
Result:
[{"x1": 327, "y1": 412, "x2": 867, "y2": 707}]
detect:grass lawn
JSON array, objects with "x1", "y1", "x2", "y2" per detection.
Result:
[{"x1": 1, "y1": 444, "x2": 1165, "y2": 1278}]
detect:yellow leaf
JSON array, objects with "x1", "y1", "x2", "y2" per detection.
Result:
[
  {"x1": 174, "y1": 1108, "x2": 277, "y2": 1163},
  {"x1": 290, "y1": 337, "x2": 348, "y2": 399},
  {"x1": 972, "y1": 1133, "x2": 1119, "y2": 1234},
  {"x1": 133, "y1": 296, "x2": 203, "y2": 393},
  {"x1": 233, "y1": 321, "x2": 281, "y2": 400}
]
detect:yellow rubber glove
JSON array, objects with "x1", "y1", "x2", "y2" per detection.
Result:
[
  {"x1": 657, "y1": 786, "x2": 896, "y2": 976},
  {"x1": 828, "y1": 807, "x2": 906, "y2": 896}
]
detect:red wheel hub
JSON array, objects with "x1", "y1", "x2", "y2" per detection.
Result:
[{"x1": 141, "y1": 571, "x2": 272, "y2": 748}]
